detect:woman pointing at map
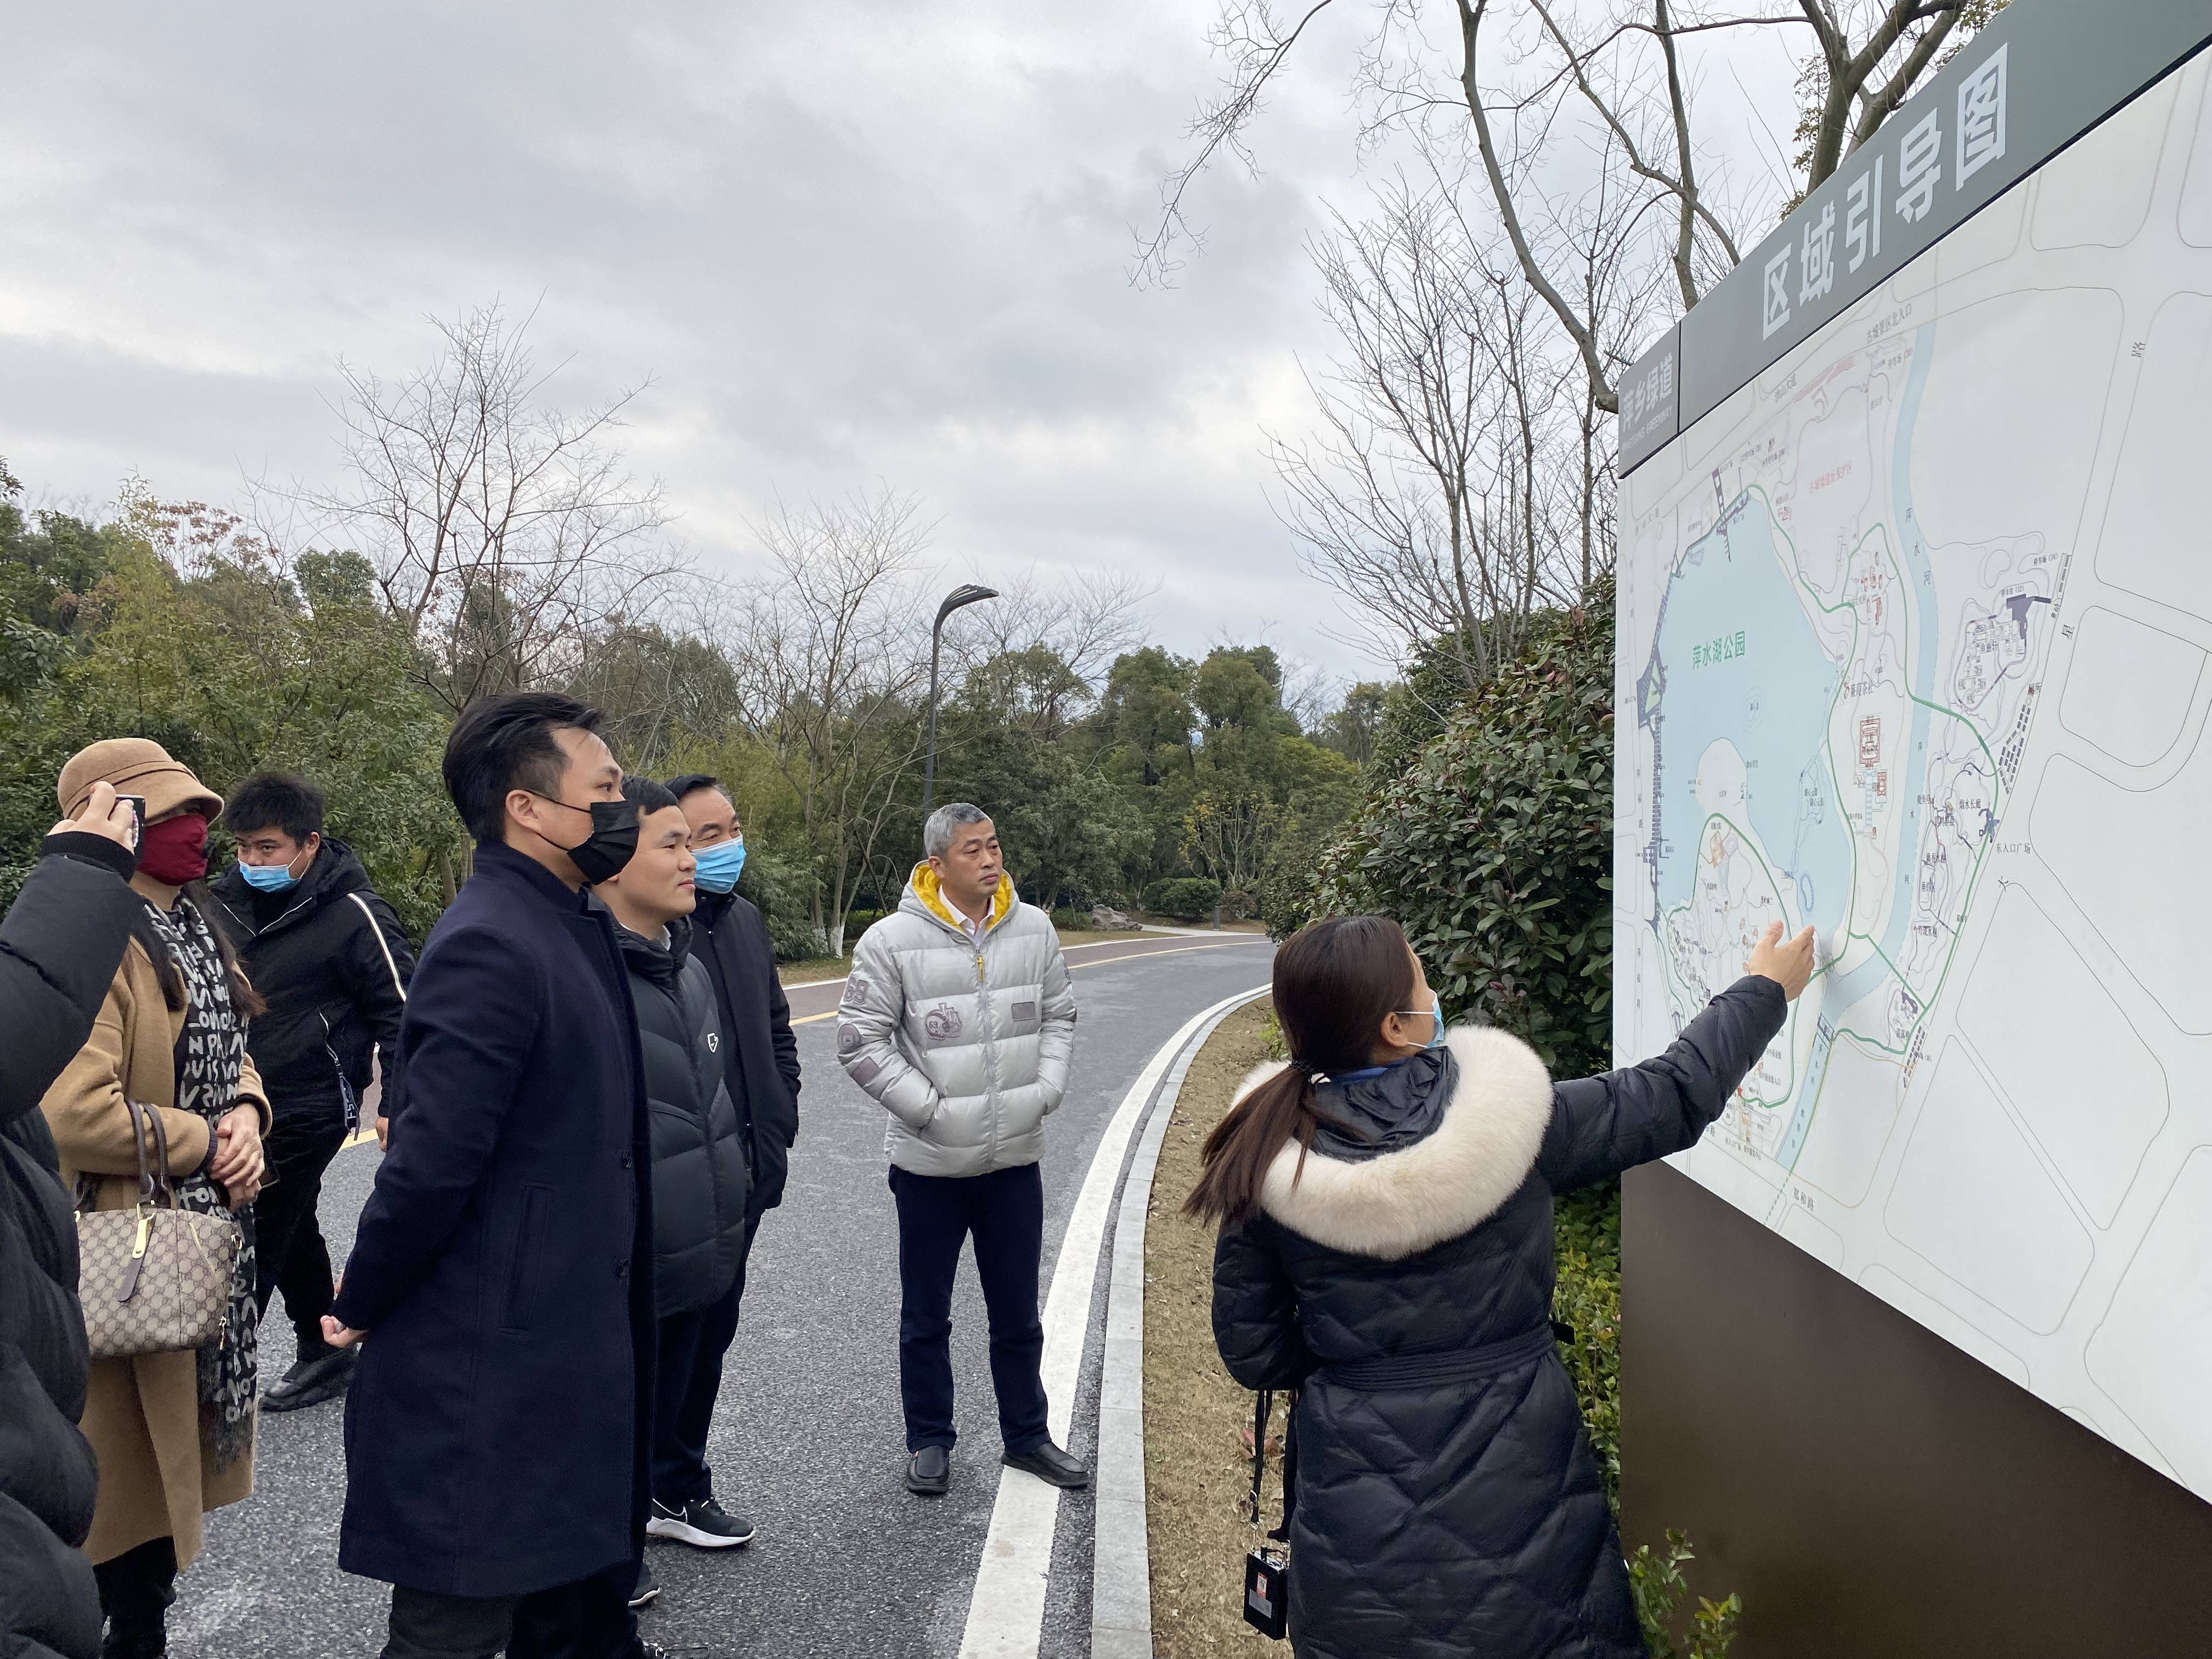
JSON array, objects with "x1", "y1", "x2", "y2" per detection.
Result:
[{"x1": 1186, "y1": 913, "x2": 1815, "y2": 1658}]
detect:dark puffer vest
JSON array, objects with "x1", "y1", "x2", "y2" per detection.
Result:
[
  {"x1": 1, "y1": 838, "x2": 143, "y2": 1659},
  {"x1": 1211, "y1": 976, "x2": 1786, "y2": 1659},
  {"x1": 614, "y1": 916, "x2": 750, "y2": 1317}
]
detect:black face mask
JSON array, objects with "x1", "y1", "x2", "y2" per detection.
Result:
[{"x1": 532, "y1": 795, "x2": 640, "y2": 885}]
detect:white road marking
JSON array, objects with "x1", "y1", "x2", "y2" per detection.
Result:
[{"x1": 957, "y1": 982, "x2": 1271, "y2": 1659}]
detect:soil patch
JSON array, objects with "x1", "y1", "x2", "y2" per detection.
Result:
[{"x1": 1142, "y1": 998, "x2": 1286, "y2": 1656}]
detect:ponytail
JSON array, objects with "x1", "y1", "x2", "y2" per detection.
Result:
[{"x1": 1182, "y1": 1064, "x2": 1324, "y2": 1227}]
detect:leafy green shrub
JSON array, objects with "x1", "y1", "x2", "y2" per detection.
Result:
[
  {"x1": 736, "y1": 851, "x2": 823, "y2": 962},
  {"x1": 1552, "y1": 1182, "x2": 1622, "y2": 1498},
  {"x1": 844, "y1": 907, "x2": 884, "y2": 938},
  {"x1": 1144, "y1": 875, "x2": 1221, "y2": 921},
  {"x1": 1049, "y1": 905, "x2": 1091, "y2": 931},
  {"x1": 1299, "y1": 577, "x2": 1613, "y2": 1079},
  {"x1": 1629, "y1": 1531, "x2": 1741, "y2": 1659}
]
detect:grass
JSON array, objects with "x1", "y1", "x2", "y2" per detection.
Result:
[
  {"x1": 1054, "y1": 927, "x2": 1146, "y2": 946},
  {"x1": 1134, "y1": 913, "x2": 1270, "y2": 934},
  {"x1": 776, "y1": 957, "x2": 851, "y2": 986},
  {"x1": 1142, "y1": 999, "x2": 1285, "y2": 1657}
]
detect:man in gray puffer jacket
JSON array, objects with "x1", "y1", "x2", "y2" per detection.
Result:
[{"x1": 838, "y1": 803, "x2": 1084, "y2": 1497}]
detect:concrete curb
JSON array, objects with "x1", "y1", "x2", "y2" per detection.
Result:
[{"x1": 1090, "y1": 988, "x2": 1271, "y2": 1659}]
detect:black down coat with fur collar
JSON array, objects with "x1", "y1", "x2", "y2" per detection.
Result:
[{"x1": 1211, "y1": 975, "x2": 1786, "y2": 1659}]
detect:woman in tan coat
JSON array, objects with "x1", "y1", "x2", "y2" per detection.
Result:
[{"x1": 41, "y1": 740, "x2": 271, "y2": 1658}]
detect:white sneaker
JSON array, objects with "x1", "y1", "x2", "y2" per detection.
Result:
[{"x1": 646, "y1": 1494, "x2": 757, "y2": 1549}]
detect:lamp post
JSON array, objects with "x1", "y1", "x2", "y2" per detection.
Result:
[{"x1": 922, "y1": 582, "x2": 998, "y2": 823}]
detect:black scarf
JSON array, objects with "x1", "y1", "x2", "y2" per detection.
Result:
[{"x1": 139, "y1": 895, "x2": 259, "y2": 1470}]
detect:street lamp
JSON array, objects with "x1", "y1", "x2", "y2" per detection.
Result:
[{"x1": 922, "y1": 582, "x2": 998, "y2": 823}]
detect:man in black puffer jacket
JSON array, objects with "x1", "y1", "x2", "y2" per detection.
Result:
[
  {"x1": 592, "y1": 779, "x2": 753, "y2": 1611},
  {"x1": 1, "y1": 783, "x2": 148, "y2": 1659},
  {"x1": 207, "y1": 774, "x2": 415, "y2": 1413},
  {"x1": 664, "y1": 776, "x2": 799, "y2": 1517}
]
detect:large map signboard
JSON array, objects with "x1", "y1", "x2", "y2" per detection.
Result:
[{"x1": 1617, "y1": 15, "x2": 2212, "y2": 1504}]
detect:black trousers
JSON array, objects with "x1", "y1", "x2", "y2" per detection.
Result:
[
  {"x1": 888, "y1": 1161, "x2": 1049, "y2": 1455},
  {"x1": 651, "y1": 1211, "x2": 761, "y2": 1505},
  {"x1": 253, "y1": 1106, "x2": 348, "y2": 1346},
  {"x1": 381, "y1": 1565, "x2": 637, "y2": 1659},
  {"x1": 94, "y1": 1536, "x2": 176, "y2": 1655}
]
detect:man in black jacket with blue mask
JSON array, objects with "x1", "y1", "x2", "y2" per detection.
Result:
[
  {"x1": 594, "y1": 777, "x2": 754, "y2": 1610},
  {"x1": 323, "y1": 693, "x2": 667, "y2": 1659},
  {"x1": 661, "y1": 775, "x2": 800, "y2": 1537},
  {"x1": 208, "y1": 772, "x2": 415, "y2": 1413}
]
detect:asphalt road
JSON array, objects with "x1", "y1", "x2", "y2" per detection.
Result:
[{"x1": 167, "y1": 933, "x2": 1274, "y2": 1659}]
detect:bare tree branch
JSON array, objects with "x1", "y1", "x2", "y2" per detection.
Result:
[
  {"x1": 1135, "y1": 0, "x2": 1344, "y2": 285},
  {"x1": 272, "y1": 300, "x2": 683, "y2": 714},
  {"x1": 719, "y1": 487, "x2": 934, "y2": 955}
]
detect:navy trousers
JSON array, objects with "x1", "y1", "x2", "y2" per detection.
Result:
[
  {"x1": 253, "y1": 1106, "x2": 348, "y2": 1346},
  {"x1": 888, "y1": 1161, "x2": 1049, "y2": 1455},
  {"x1": 651, "y1": 1212, "x2": 761, "y2": 1504}
]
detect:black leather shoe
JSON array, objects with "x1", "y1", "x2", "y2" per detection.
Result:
[
  {"x1": 1003, "y1": 1440, "x2": 1089, "y2": 1489},
  {"x1": 907, "y1": 1445, "x2": 951, "y2": 1496},
  {"x1": 261, "y1": 1344, "x2": 356, "y2": 1413}
]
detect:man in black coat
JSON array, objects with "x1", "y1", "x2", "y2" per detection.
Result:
[
  {"x1": 595, "y1": 778, "x2": 754, "y2": 1606},
  {"x1": 661, "y1": 775, "x2": 800, "y2": 1535},
  {"x1": 0, "y1": 782, "x2": 145, "y2": 1659},
  {"x1": 207, "y1": 772, "x2": 415, "y2": 1413},
  {"x1": 323, "y1": 695, "x2": 657, "y2": 1659}
]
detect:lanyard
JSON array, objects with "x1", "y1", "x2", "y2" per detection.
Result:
[{"x1": 1247, "y1": 1389, "x2": 1299, "y2": 1544}]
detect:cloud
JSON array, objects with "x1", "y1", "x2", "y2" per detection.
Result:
[{"x1": 0, "y1": 2, "x2": 1808, "y2": 686}]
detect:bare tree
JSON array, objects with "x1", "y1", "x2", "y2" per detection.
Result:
[
  {"x1": 941, "y1": 566, "x2": 1156, "y2": 696},
  {"x1": 1149, "y1": 0, "x2": 2001, "y2": 410},
  {"x1": 1268, "y1": 184, "x2": 1633, "y2": 691},
  {"x1": 721, "y1": 488, "x2": 934, "y2": 957},
  {"x1": 280, "y1": 300, "x2": 682, "y2": 711}
]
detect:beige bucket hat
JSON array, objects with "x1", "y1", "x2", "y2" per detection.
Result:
[{"x1": 57, "y1": 738, "x2": 224, "y2": 823}]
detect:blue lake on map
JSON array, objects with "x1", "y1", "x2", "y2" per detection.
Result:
[{"x1": 1648, "y1": 490, "x2": 1853, "y2": 949}]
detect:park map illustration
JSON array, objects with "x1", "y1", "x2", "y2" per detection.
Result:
[{"x1": 1616, "y1": 55, "x2": 2212, "y2": 1503}]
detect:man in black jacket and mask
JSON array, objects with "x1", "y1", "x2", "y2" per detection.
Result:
[
  {"x1": 661, "y1": 775, "x2": 799, "y2": 1538},
  {"x1": 593, "y1": 778, "x2": 753, "y2": 1609},
  {"x1": 208, "y1": 772, "x2": 415, "y2": 1412},
  {"x1": 323, "y1": 693, "x2": 659, "y2": 1659},
  {"x1": 0, "y1": 781, "x2": 147, "y2": 1659}
]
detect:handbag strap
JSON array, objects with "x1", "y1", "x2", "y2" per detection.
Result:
[
  {"x1": 144, "y1": 1101, "x2": 173, "y2": 1207},
  {"x1": 117, "y1": 1096, "x2": 152, "y2": 1205},
  {"x1": 1246, "y1": 1390, "x2": 1297, "y2": 1544},
  {"x1": 117, "y1": 1096, "x2": 176, "y2": 1209},
  {"x1": 1246, "y1": 1390, "x2": 1270, "y2": 1527}
]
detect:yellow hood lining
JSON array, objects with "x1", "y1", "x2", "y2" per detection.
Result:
[{"x1": 910, "y1": 861, "x2": 1014, "y2": 934}]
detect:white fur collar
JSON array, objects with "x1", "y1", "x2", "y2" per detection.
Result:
[{"x1": 1233, "y1": 1026, "x2": 1554, "y2": 1261}]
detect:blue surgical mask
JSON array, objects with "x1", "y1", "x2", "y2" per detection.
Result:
[
  {"x1": 1395, "y1": 998, "x2": 1446, "y2": 1051},
  {"x1": 237, "y1": 850, "x2": 306, "y2": 893},
  {"x1": 691, "y1": 837, "x2": 747, "y2": 894}
]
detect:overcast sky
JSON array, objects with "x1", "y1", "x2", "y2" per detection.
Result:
[{"x1": 0, "y1": 3, "x2": 1800, "y2": 688}]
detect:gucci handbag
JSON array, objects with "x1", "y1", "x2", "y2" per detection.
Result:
[{"x1": 76, "y1": 1097, "x2": 240, "y2": 1359}]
